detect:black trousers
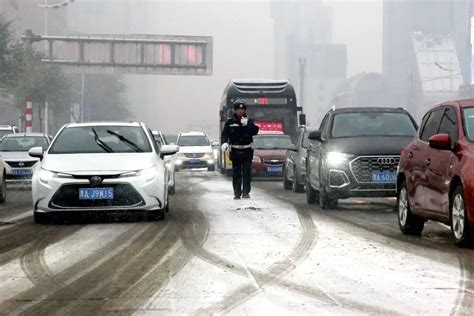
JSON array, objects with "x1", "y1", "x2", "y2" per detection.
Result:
[{"x1": 230, "y1": 148, "x2": 253, "y2": 196}]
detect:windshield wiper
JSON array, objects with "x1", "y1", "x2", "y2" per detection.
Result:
[
  {"x1": 92, "y1": 128, "x2": 113, "y2": 153},
  {"x1": 107, "y1": 130, "x2": 143, "y2": 152}
]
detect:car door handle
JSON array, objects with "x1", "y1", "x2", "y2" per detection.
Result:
[{"x1": 425, "y1": 158, "x2": 431, "y2": 166}]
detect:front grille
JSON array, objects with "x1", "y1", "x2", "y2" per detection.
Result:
[
  {"x1": 184, "y1": 153, "x2": 205, "y2": 158},
  {"x1": 5, "y1": 161, "x2": 37, "y2": 168},
  {"x1": 49, "y1": 183, "x2": 144, "y2": 209},
  {"x1": 263, "y1": 159, "x2": 284, "y2": 166},
  {"x1": 350, "y1": 156, "x2": 400, "y2": 183},
  {"x1": 71, "y1": 174, "x2": 121, "y2": 180},
  {"x1": 234, "y1": 80, "x2": 288, "y2": 93}
]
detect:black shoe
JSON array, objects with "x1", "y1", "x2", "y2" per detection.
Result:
[
  {"x1": 242, "y1": 194, "x2": 250, "y2": 199},
  {"x1": 234, "y1": 195, "x2": 241, "y2": 200}
]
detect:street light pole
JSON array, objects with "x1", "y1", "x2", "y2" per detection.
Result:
[{"x1": 44, "y1": 0, "x2": 49, "y2": 135}]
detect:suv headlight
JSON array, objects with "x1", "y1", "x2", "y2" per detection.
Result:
[
  {"x1": 325, "y1": 152, "x2": 352, "y2": 167},
  {"x1": 253, "y1": 156, "x2": 262, "y2": 163},
  {"x1": 203, "y1": 153, "x2": 213, "y2": 159}
]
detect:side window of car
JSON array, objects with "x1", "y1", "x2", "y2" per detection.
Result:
[
  {"x1": 420, "y1": 109, "x2": 443, "y2": 142},
  {"x1": 438, "y1": 107, "x2": 458, "y2": 145}
]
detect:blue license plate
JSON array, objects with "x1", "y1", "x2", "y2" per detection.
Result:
[
  {"x1": 12, "y1": 169, "x2": 32, "y2": 176},
  {"x1": 372, "y1": 172, "x2": 396, "y2": 183},
  {"x1": 79, "y1": 188, "x2": 114, "y2": 200},
  {"x1": 189, "y1": 159, "x2": 200, "y2": 164},
  {"x1": 267, "y1": 166, "x2": 283, "y2": 173}
]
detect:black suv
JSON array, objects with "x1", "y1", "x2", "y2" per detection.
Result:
[{"x1": 306, "y1": 107, "x2": 418, "y2": 209}]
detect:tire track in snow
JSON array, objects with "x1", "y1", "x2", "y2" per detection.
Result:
[
  {"x1": 257, "y1": 181, "x2": 473, "y2": 315},
  {"x1": 20, "y1": 225, "x2": 83, "y2": 285},
  {"x1": 451, "y1": 255, "x2": 474, "y2": 316},
  {"x1": 21, "y1": 222, "x2": 173, "y2": 315},
  {"x1": 0, "y1": 223, "x2": 146, "y2": 314},
  {"x1": 112, "y1": 208, "x2": 209, "y2": 312},
  {"x1": 196, "y1": 189, "x2": 319, "y2": 314}
]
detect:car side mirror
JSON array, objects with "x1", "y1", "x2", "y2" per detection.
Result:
[
  {"x1": 287, "y1": 144, "x2": 297, "y2": 151},
  {"x1": 211, "y1": 141, "x2": 220, "y2": 147},
  {"x1": 160, "y1": 144, "x2": 179, "y2": 159},
  {"x1": 29, "y1": 147, "x2": 44, "y2": 160},
  {"x1": 429, "y1": 134, "x2": 452, "y2": 151},
  {"x1": 308, "y1": 130, "x2": 322, "y2": 142}
]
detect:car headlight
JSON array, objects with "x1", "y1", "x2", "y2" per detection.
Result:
[
  {"x1": 325, "y1": 152, "x2": 352, "y2": 167},
  {"x1": 203, "y1": 153, "x2": 213, "y2": 159},
  {"x1": 253, "y1": 156, "x2": 262, "y2": 163},
  {"x1": 39, "y1": 169, "x2": 55, "y2": 184},
  {"x1": 120, "y1": 167, "x2": 156, "y2": 181},
  {"x1": 139, "y1": 167, "x2": 156, "y2": 182},
  {"x1": 177, "y1": 153, "x2": 186, "y2": 158}
]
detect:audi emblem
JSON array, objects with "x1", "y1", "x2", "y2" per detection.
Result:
[
  {"x1": 377, "y1": 158, "x2": 396, "y2": 165},
  {"x1": 89, "y1": 176, "x2": 103, "y2": 186}
]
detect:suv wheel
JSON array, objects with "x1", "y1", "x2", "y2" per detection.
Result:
[
  {"x1": 0, "y1": 176, "x2": 6, "y2": 203},
  {"x1": 283, "y1": 168, "x2": 292, "y2": 190},
  {"x1": 292, "y1": 167, "x2": 305, "y2": 193},
  {"x1": 306, "y1": 183, "x2": 318, "y2": 204},
  {"x1": 319, "y1": 185, "x2": 338, "y2": 209},
  {"x1": 451, "y1": 185, "x2": 472, "y2": 246},
  {"x1": 398, "y1": 180, "x2": 424, "y2": 235}
]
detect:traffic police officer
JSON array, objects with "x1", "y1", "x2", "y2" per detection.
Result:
[{"x1": 221, "y1": 100, "x2": 259, "y2": 199}]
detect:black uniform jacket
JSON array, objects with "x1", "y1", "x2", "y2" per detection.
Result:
[{"x1": 221, "y1": 115, "x2": 259, "y2": 146}]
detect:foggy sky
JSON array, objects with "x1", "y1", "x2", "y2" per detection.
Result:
[{"x1": 67, "y1": 0, "x2": 383, "y2": 137}]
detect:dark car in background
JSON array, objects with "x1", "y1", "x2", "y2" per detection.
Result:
[
  {"x1": 397, "y1": 99, "x2": 474, "y2": 246},
  {"x1": 252, "y1": 134, "x2": 292, "y2": 177},
  {"x1": 306, "y1": 107, "x2": 418, "y2": 209},
  {"x1": 284, "y1": 126, "x2": 316, "y2": 192}
]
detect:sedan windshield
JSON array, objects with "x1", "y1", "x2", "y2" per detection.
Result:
[
  {"x1": 253, "y1": 136, "x2": 292, "y2": 149},
  {"x1": 177, "y1": 136, "x2": 209, "y2": 146},
  {"x1": 331, "y1": 112, "x2": 416, "y2": 138},
  {"x1": 0, "y1": 137, "x2": 49, "y2": 152},
  {"x1": 49, "y1": 126, "x2": 152, "y2": 154}
]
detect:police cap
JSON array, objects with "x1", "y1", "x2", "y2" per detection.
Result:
[{"x1": 233, "y1": 100, "x2": 247, "y2": 110}]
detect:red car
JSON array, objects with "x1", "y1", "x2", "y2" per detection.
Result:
[
  {"x1": 251, "y1": 134, "x2": 292, "y2": 177},
  {"x1": 397, "y1": 99, "x2": 474, "y2": 246}
]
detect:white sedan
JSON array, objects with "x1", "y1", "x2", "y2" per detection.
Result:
[{"x1": 29, "y1": 122, "x2": 178, "y2": 223}]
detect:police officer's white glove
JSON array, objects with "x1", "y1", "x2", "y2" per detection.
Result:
[
  {"x1": 241, "y1": 117, "x2": 249, "y2": 126},
  {"x1": 221, "y1": 143, "x2": 229, "y2": 151}
]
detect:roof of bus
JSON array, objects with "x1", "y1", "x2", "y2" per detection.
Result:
[{"x1": 230, "y1": 79, "x2": 289, "y2": 85}]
